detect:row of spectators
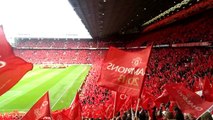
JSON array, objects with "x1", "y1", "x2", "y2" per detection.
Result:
[
  {"x1": 14, "y1": 49, "x2": 107, "y2": 64},
  {"x1": 14, "y1": 38, "x2": 128, "y2": 49}
]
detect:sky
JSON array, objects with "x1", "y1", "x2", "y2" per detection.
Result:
[{"x1": 0, "y1": 0, "x2": 92, "y2": 43}]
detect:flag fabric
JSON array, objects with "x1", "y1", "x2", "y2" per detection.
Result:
[
  {"x1": 114, "y1": 92, "x2": 130, "y2": 113},
  {"x1": 203, "y1": 77, "x2": 213, "y2": 102},
  {"x1": 52, "y1": 110, "x2": 71, "y2": 120},
  {"x1": 0, "y1": 26, "x2": 33, "y2": 96},
  {"x1": 123, "y1": 96, "x2": 133, "y2": 111},
  {"x1": 165, "y1": 84, "x2": 213, "y2": 118},
  {"x1": 98, "y1": 46, "x2": 152, "y2": 97},
  {"x1": 154, "y1": 89, "x2": 169, "y2": 105},
  {"x1": 22, "y1": 92, "x2": 51, "y2": 120},
  {"x1": 105, "y1": 104, "x2": 114, "y2": 119},
  {"x1": 63, "y1": 92, "x2": 82, "y2": 120}
]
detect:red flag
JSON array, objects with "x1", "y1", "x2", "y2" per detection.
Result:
[
  {"x1": 105, "y1": 104, "x2": 114, "y2": 119},
  {"x1": 22, "y1": 92, "x2": 51, "y2": 120},
  {"x1": 98, "y1": 46, "x2": 152, "y2": 97},
  {"x1": 0, "y1": 26, "x2": 33, "y2": 96},
  {"x1": 123, "y1": 96, "x2": 133, "y2": 111},
  {"x1": 203, "y1": 78, "x2": 213, "y2": 102},
  {"x1": 165, "y1": 84, "x2": 213, "y2": 118},
  {"x1": 154, "y1": 89, "x2": 169, "y2": 105},
  {"x1": 63, "y1": 92, "x2": 82, "y2": 120},
  {"x1": 141, "y1": 97, "x2": 155, "y2": 110}
]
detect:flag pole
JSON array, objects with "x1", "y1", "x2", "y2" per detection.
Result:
[
  {"x1": 135, "y1": 98, "x2": 141, "y2": 118},
  {"x1": 113, "y1": 91, "x2": 117, "y2": 118},
  {"x1": 138, "y1": 44, "x2": 153, "y2": 99},
  {"x1": 47, "y1": 92, "x2": 53, "y2": 120},
  {"x1": 136, "y1": 44, "x2": 153, "y2": 118}
]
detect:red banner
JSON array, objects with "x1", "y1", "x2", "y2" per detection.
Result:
[
  {"x1": 165, "y1": 84, "x2": 213, "y2": 118},
  {"x1": 98, "y1": 46, "x2": 152, "y2": 97},
  {"x1": 22, "y1": 92, "x2": 51, "y2": 120},
  {"x1": 0, "y1": 26, "x2": 33, "y2": 96}
]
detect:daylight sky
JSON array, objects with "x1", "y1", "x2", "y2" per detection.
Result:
[{"x1": 0, "y1": 0, "x2": 92, "y2": 43}]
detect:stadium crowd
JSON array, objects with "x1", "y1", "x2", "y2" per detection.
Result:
[
  {"x1": 1, "y1": 4, "x2": 212, "y2": 120},
  {"x1": 78, "y1": 47, "x2": 212, "y2": 119}
]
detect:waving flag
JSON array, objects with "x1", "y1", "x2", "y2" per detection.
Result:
[
  {"x1": 98, "y1": 46, "x2": 152, "y2": 97},
  {"x1": 0, "y1": 26, "x2": 33, "y2": 96},
  {"x1": 165, "y1": 84, "x2": 213, "y2": 118},
  {"x1": 22, "y1": 92, "x2": 51, "y2": 120}
]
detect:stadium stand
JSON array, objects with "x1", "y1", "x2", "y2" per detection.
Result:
[
  {"x1": 127, "y1": 10, "x2": 213, "y2": 46},
  {"x1": 4, "y1": 1, "x2": 212, "y2": 120}
]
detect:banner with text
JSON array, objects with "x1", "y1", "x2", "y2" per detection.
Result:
[{"x1": 98, "y1": 46, "x2": 152, "y2": 97}]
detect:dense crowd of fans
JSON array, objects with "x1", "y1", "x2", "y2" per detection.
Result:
[
  {"x1": 12, "y1": 40, "x2": 213, "y2": 120},
  {"x1": 144, "y1": 47, "x2": 213, "y2": 96},
  {"x1": 14, "y1": 49, "x2": 107, "y2": 64},
  {"x1": 77, "y1": 47, "x2": 212, "y2": 119}
]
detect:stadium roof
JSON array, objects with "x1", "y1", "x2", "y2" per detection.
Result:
[
  {"x1": 0, "y1": 0, "x2": 209, "y2": 43},
  {"x1": 68, "y1": 0, "x2": 200, "y2": 39}
]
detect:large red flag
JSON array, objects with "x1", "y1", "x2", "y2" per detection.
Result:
[
  {"x1": 22, "y1": 92, "x2": 52, "y2": 120},
  {"x1": 203, "y1": 78, "x2": 213, "y2": 102},
  {"x1": 98, "y1": 46, "x2": 152, "y2": 97},
  {"x1": 0, "y1": 26, "x2": 33, "y2": 96},
  {"x1": 63, "y1": 92, "x2": 82, "y2": 120},
  {"x1": 165, "y1": 84, "x2": 213, "y2": 118}
]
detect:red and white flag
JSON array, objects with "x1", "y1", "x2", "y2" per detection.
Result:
[
  {"x1": 165, "y1": 84, "x2": 213, "y2": 118},
  {"x1": 22, "y1": 92, "x2": 51, "y2": 120},
  {"x1": 0, "y1": 26, "x2": 33, "y2": 96},
  {"x1": 98, "y1": 46, "x2": 152, "y2": 97}
]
